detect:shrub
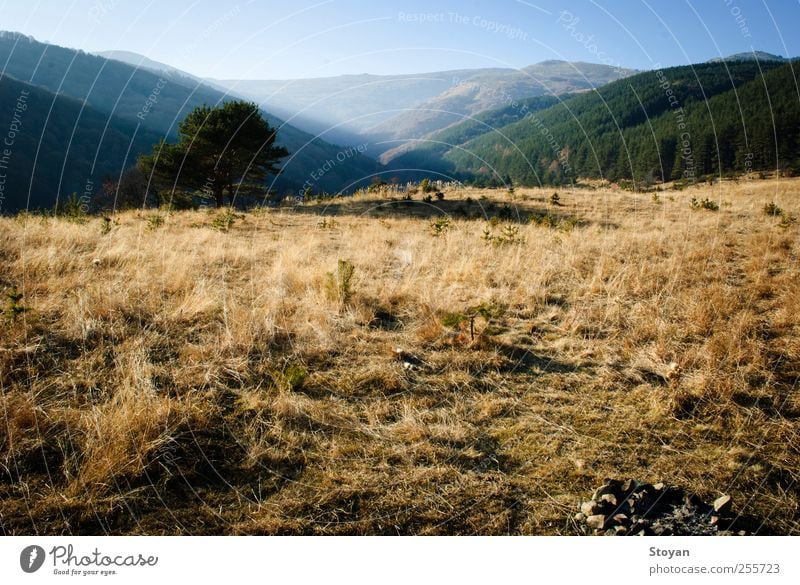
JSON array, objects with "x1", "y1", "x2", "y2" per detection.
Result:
[
  {"x1": 99, "y1": 216, "x2": 116, "y2": 235},
  {"x1": 211, "y1": 210, "x2": 237, "y2": 232},
  {"x1": 368, "y1": 179, "x2": 387, "y2": 193},
  {"x1": 3, "y1": 287, "x2": 30, "y2": 321},
  {"x1": 325, "y1": 259, "x2": 356, "y2": 306},
  {"x1": 550, "y1": 192, "x2": 561, "y2": 206},
  {"x1": 146, "y1": 213, "x2": 165, "y2": 230},
  {"x1": 58, "y1": 192, "x2": 89, "y2": 223},
  {"x1": 420, "y1": 178, "x2": 436, "y2": 193},
  {"x1": 316, "y1": 218, "x2": 338, "y2": 230},
  {"x1": 763, "y1": 202, "x2": 783, "y2": 216},
  {"x1": 429, "y1": 216, "x2": 453, "y2": 237},
  {"x1": 275, "y1": 361, "x2": 309, "y2": 391},
  {"x1": 482, "y1": 223, "x2": 522, "y2": 246},
  {"x1": 441, "y1": 301, "x2": 506, "y2": 341},
  {"x1": 779, "y1": 211, "x2": 797, "y2": 227},
  {"x1": 528, "y1": 212, "x2": 582, "y2": 231},
  {"x1": 690, "y1": 197, "x2": 719, "y2": 211}
]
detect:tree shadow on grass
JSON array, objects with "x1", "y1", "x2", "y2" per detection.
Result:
[
  {"x1": 289, "y1": 197, "x2": 587, "y2": 225},
  {"x1": 494, "y1": 341, "x2": 583, "y2": 376}
]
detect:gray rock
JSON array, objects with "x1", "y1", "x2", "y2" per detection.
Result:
[
  {"x1": 586, "y1": 514, "x2": 606, "y2": 530},
  {"x1": 592, "y1": 481, "x2": 621, "y2": 501},
  {"x1": 599, "y1": 493, "x2": 618, "y2": 507},
  {"x1": 577, "y1": 480, "x2": 760, "y2": 536},
  {"x1": 612, "y1": 513, "x2": 631, "y2": 526},
  {"x1": 713, "y1": 495, "x2": 732, "y2": 515},
  {"x1": 581, "y1": 500, "x2": 600, "y2": 516}
]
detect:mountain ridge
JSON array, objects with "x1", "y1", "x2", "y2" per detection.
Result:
[
  {"x1": 211, "y1": 60, "x2": 637, "y2": 154},
  {"x1": 0, "y1": 32, "x2": 381, "y2": 203}
]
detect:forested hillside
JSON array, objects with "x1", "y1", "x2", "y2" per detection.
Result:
[
  {"x1": 0, "y1": 33, "x2": 379, "y2": 205},
  {"x1": 440, "y1": 60, "x2": 799, "y2": 185},
  {"x1": 0, "y1": 74, "x2": 162, "y2": 212},
  {"x1": 383, "y1": 94, "x2": 571, "y2": 175}
]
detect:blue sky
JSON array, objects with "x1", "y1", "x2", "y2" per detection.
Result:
[{"x1": 1, "y1": 0, "x2": 798, "y2": 79}]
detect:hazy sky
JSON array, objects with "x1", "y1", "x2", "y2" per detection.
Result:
[{"x1": 1, "y1": 0, "x2": 798, "y2": 79}]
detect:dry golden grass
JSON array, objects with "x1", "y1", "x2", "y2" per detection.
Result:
[{"x1": 1, "y1": 178, "x2": 798, "y2": 534}]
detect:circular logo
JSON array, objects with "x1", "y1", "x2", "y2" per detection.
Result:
[{"x1": 20, "y1": 545, "x2": 46, "y2": 573}]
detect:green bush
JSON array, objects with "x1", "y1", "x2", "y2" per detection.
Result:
[
  {"x1": 58, "y1": 192, "x2": 89, "y2": 223},
  {"x1": 441, "y1": 301, "x2": 506, "y2": 341},
  {"x1": 690, "y1": 197, "x2": 719, "y2": 211},
  {"x1": 429, "y1": 216, "x2": 453, "y2": 237},
  {"x1": 482, "y1": 223, "x2": 522, "y2": 246},
  {"x1": 100, "y1": 216, "x2": 114, "y2": 235},
  {"x1": 779, "y1": 211, "x2": 797, "y2": 227},
  {"x1": 3, "y1": 287, "x2": 30, "y2": 322},
  {"x1": 325, "y1": 259, "x2": 356, "y2": 306},
  {"x1": 146, "y1": 213, "x2": 165, "y2": 230},
  {"x1": 283, "y1": 361, "x2": 308, "y2": 391},
  {"x1": 211, "y1": 210, "x2": 237, "y2": 232},
  {"x1": 316, "y1": 218, "x2": 338, "y2": 230}
]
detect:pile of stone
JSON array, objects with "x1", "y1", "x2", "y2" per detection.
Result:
[{"x1": 575, "y1": 479, "x2": 758, "y2": 536}]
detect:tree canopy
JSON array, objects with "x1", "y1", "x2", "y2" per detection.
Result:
[{"x1": 139, "y1": 100, "x2": 288, "y2": 207}]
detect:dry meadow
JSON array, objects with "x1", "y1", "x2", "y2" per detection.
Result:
[{"x1": 1, "y1": 178, "x2": 798, "y2": 534}]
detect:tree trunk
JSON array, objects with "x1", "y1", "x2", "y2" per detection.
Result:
[{"x1": 214, "y1": 186, "x2": 224, "y2": 208}]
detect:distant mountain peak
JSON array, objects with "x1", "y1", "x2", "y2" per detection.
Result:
[
  {"x1": 709, "y1": 51, "x2": 786, "y2": 63},
  {"x1": 93, "y1": 50, "x2": 196, "y2": 79}
]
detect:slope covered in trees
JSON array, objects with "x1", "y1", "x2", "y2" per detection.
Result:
[
  {"x1": 439, "y1": 60, "x2": 799, "y2": 186},
  {"x1": 0, "y1": 32, "x2": 379, "y2": 202},
  {"x1": 383, "y1": 94, "x2": 571, "y2": 177},
  {"x1": 0, "y1": 74, "x2": 163, "y2": 212}
]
